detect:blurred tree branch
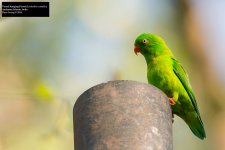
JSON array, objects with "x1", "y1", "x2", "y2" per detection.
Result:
[{"x1": 176, "y1": 0, "x2": 225, "y2": 112}]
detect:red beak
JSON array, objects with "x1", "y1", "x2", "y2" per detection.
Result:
[{"x1": 134, "y1": 46, "x2": 140, "y2": 55}]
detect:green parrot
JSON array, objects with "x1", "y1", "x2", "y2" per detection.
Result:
[{"x1": 134, "y1": 33, "x2": 206, "y2": 139}]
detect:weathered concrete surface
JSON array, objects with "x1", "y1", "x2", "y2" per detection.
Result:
[{"x1": 74, "y1": 80, "x2": 172, "y2": 150}]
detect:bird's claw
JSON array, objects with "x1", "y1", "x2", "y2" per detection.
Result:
[
  {"x1": 169, "y1": 98, "x2": 176, "y2": 105},
  {"x1": 172, "y1": 113, "x2": 174, "y2": 123}
]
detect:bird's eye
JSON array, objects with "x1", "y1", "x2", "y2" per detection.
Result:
[{"x1": 142, "y1": 39, "x2": 148, "y2": 44}]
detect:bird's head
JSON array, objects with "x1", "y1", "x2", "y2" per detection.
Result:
[{"x1": 134, "y1": 33, "x2": 171, "y2": 58}]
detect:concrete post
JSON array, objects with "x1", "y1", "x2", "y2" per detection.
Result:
[{"x1": 73, "y1": 80, "x2": 172, "y2": 150}]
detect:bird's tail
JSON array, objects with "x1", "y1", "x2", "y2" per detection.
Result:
[{"x1": 187, "y1": 115, "x2": 206, "y2": 140}]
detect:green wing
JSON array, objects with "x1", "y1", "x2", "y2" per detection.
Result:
[
  {"x1": 172, "y1": 58, "x2": 206, "y2": 139},
  {"x1": 171, "y1": 58, "x2": 200, "y2": 116}
]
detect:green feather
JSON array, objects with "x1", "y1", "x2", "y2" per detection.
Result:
[
  {"x1": 172, "y1": 58, "x2": 206, "y2": 139},
  {"x1": 134, "y1": 33, "x2": 206, "y2": 139}
]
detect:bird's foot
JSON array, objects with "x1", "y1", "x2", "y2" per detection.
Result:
[
  {"x1": 172, "y1": 113, "x2": 174, "y2": 123},
  {"x1": 169, "y1": 98, "x2": 176, "y2": 105}
]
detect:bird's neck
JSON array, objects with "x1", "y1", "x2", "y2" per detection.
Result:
[
  {"x1": 144, "y1": 55, "x2": 172, "y2": 67},
  {"x1": 144, "y1": 55, "x2": 156, "y2": 64}
]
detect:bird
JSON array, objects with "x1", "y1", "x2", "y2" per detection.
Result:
[{"x1": 134, "y1": 33, "x2": 206, "y2": 139}]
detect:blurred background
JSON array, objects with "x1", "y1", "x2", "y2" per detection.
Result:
[{"x1": 1, "y1": 0, "x2": 225, "y2": 149}]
